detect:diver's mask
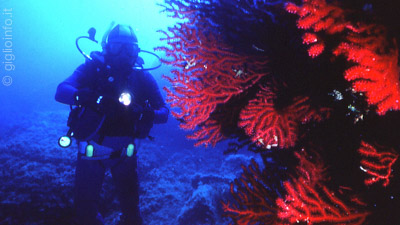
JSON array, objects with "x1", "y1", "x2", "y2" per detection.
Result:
[
  {"x1": 108, "y1": 42, "x2": 140, "y2": 57},
  {"x1": 106, "y1": 42, "x2": 139, "y2": 69}
]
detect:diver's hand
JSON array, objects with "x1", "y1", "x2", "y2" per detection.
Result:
[
  {"x1": 128, "y1": 102, "x2": 155, "y2": 139},
  {"x1": 141, "y1": 105, "x2": 155, "y2": 124},
  {"x1": 129, "y1": 103, "x2": 155, "y2": 123},
  {"x1": 74, "y1": 88, "x2": 99, "y2": 107}
]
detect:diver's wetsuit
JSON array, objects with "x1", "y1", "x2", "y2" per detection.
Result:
[{"x1": 55, "y1": 60, "x2": 168, "y2": 225}]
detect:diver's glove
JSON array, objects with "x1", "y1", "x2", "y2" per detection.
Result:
[
  {"x1": 129, "y1": 102, "x2": 155, "y2": 138},
  {"x1": 128, "y1": 102, "x2": 155, "y2": 123},
  {"x1": 74, "y1": 88, "x2": 99, "y2": 107},
  {"x1": 141, "y1": 105, "x2": 155, "y2": 124}
]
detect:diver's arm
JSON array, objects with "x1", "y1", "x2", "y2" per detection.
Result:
[
  {"x1": 154, "y1": 106, "x2": 169, "y2": 124},
  {"x1": 55, "y1": 82, "x2": 78, "y2": 105},
  {"x1": 143, "y1": 72, "x2": 169, "y2": 124},
  {"x1": 55, "y1": 63, "x2": 91, "y2": 105}
]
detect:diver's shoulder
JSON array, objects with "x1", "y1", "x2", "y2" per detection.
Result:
[
  {"x1": 79, "y1": 51, "x2": 106, "y2": 70},
  {"x1": 73, "y1": 58, "x2": 101, "y2": 79},
  {"x1": 142, "y1": 70, "x2": 153, "y2": 78},
  {"x1": 130, "y1": 69, "x2": 152, "y2": 79}
]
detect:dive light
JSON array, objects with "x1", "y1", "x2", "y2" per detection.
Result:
[
  {"x1": 58, "y1": 135, "x2": 72, "y2": 148},
  {"x1": 119, "y1": 92, "x2": 132, "y2": 106}
]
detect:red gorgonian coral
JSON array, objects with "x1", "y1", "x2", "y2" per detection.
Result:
[
  {"x1": 286, "y1": 0, "x2": 400, "y2": 115},
  {"x1": 238, "y1": 86, "x2": 330, "y2": 149},
  {"x1": 223, "y1": 148, "x2": 369, "y2": 224},
  {"x1": 333, "y1": 28, "x2": 400, "y2": 115},
  {"x1": 157, "y1": 1, "x2": 268, "y2": 147},
  {"x1": 222, "y1": 159, "x2": 278, "y2": 225},
  {"x1": 293, "y1": 149, "x2": 327, "y2": 187},
  {"x1": 276, "y1": 177, "x2": 370, "y2": 225},
  {"x1": 285, "y1": 0, "x2": 351, "y2": 57},
  {"x1": 157, "y1": 1, "x2": 399, "y2": 224},
  {"x1": 276, "y1": 149, "x2": 370, "y2": 224},
  {"x1": 158, "y1": 1, "x2": 332, "y2": 149},
  {"x1": 358, "y1": 141, "x2": 399, "y2": 187}
]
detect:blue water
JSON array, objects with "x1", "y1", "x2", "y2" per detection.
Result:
[{"x1": 0, "y1": 0, "x2": 176, "y2": 124}]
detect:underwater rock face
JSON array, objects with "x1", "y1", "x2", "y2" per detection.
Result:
[
  {"x1": 177, "y1": 184, "x2": 217, "y2": 225},
  {"x1": 0, "y1": 110, "x2": 258, "y2": 224}
]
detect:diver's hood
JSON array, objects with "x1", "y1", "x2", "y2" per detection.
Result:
[{"x1": 107, "y1": 24, "x2": 138, "y2": 45}]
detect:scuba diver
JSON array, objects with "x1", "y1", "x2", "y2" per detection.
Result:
[{"x1": 55, "y1": 24, "x2": 168, "y2": 225}]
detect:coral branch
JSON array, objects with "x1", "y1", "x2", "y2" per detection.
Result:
[
  {"x1": 186, "y1": 120, "x2": 224, "y2": 147},
  {"x1": 277, "y1": 177, "x2": 369, "y2": 225},
  {"x1": 294, "y1": 149, "x2": 327, "y2": 187},
  {"x1": 222, "y1": 159, "x2": 278, "y2": 225},
  {"x1": 308, "y1": 43, "x2": 325, "y2": 58},
  {"x1": 358, "y1": 141, "x2": 399, "y2": 187},
  {"x1": 334, "y1": 36, "x2": 400, "y2": 115},
  {"x1": 276, "y1": 148, "x2": 369, "y2": 224},
  {"x1": 286, "y1": 0, "x2": 352, "y2": 33},
  {"x1": 238, "y1": 86, "x2": 330, "y2": 149}
]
